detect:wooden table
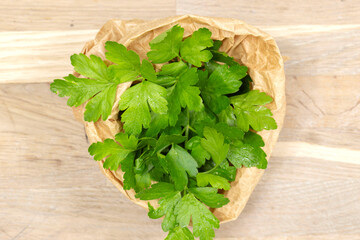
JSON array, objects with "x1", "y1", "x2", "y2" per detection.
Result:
[{"x1": 1, "y1": 1, "x2": 359, "y2": 239}]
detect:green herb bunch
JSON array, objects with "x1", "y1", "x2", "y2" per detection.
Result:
[{"x1": 50, "y1": 25, "x2": 277, "y2": 240}]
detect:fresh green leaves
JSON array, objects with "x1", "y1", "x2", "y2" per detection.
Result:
[
  {"x1": 196, "y1": 173, "x2": 230, "y2": 190},
  {"x1": 105, "y1": 41, "x2": 141, "y2": 83},
  {"x1": 181, "y1": 28, "x2": 213, "y2": 67},
  {"x1": 200, "y1": 63, "x2": 248, "y2": 114},
  {"x1": 50, "y1": 42, "x2": 142, "y2": 122},
  {"x1": 231, "y1": 90, "x2": 277, "y2": 131},
  {"x1": 50, "y1": 54, "x2": 119, "y2": 122},
  {"x1": 119, "y1": 81, "x2": 168, "y2": 135},
  {"x1": 166, "y1": 145, "x2": 198, "y2": 190},
  {"x1": 189, "y1": 187, "x2": 230, "y2": 208},
  {"x1": 88, "y1": 132, "x2": 138, "y2": 171},
  {"x1": 136, "y1": 183, "x2": 181, "y2": 232},
  {"x1": 70, "y1": 53, "x2": 110, "y2": 82},
  {"x1": 185, "y1": 136, "x2": 210, "y2": 167},
  {"x1": 175, "y1": 193, "x2": 219, "y2": 240},
  {"x1": 167, "y1": 68, "x2": 203, "y2": 126},
  {"x1": 51, "y1": 24, "x2": 279, "y2": 240},
  {"x1": 147, "y1": 26, "x2": 214, "y2": 67},
  {"x1": 166, "y1": 226, "x2": 194, "y2": 240},
  {"x1": 201, "y1": 127, "x2": 229, "y2": 165},
  {"x1": 227, "y1": 132, "x2": 268, "y2": 169},
  {"x1": 141, "y1": 59, "x2": 157, "y2": 82},
  {"x1": 160, "y1": 61, "x2": 187, "y2": 76},
  {"x1": 136, "y1": 182, "x2": 178, "y2": 200},
  {"x1": 147, "y1": 25, "x2": 184, "y2": 63}
]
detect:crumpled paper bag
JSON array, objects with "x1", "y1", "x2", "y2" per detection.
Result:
[{"x1": 73, "y1": 15, "x2": 286, "y2": 223}]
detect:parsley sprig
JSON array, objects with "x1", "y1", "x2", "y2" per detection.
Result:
[{"x1": 51, "y1": 24, "x2": 277, "y2": 240}]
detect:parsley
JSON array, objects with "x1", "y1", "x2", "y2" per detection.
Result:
[
  {"x1": 105, "y1": 41, "x2": 141, "y2": 82},
  {"x1": 200, "y1": 63, "x2": 248, "y2": 114},
  {"x1": 175, "y1": 193, "x2": 219, "y2": 240},
  {"x1": 88, "y1": 132, "x2": 138, "y2": 171},
  {"x1": 51, "y1": 25, "x2": 278, "y2": 240},
  {"x1": 180, "y1": 28, "x2": 213, "y2": 67},
  {"x1": 166, "y1": 144, "x2": 198, "y2": 191},
  {"x1": 196, "y1": 172, "x2": 231, "y2": 190},
  {"x1": 119, "y1": 80, "x2": 168, "y2": 135},
  {"x1": 167, "y1": 68, "x2": 203, "y2": 126},
  {"x1": 50, "y1": 54, "x2": 120, "y2": 122},
  {"x1": 231, "y1": 90, "x2": 277, "y2": 131},
  {"x1": 147, "y1": 25, "x2": 184, "y2": 63},
  {"x1": 188, "y1": 187, "x2": 230, "y2": 208},
  {"x1": 200, "y1": 127, "x2": 229, "y2": 165}
]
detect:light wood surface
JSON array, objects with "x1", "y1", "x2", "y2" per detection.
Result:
[{"x1": 1, "y1": 1, "x2": 360, "y2": 240}]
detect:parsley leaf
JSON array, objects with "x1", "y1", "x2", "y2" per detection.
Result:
[
  {"x1": 189, "y1": 187, "x2": 230, "y2": 208},
  {"x1": 147, "y1": 25, "x2": 184, "y2": 63},
  {"x1": 180, "y1": 28, "x2": 213, "y2": 67},
  {"x1": 70, "y1": 53, "x2": 110, "y2": 81},
  {"x1": 174, "y1": 193, "x2": 219, "y2": 240},
  {"x1": 210, "y1": 40, "x2": 222, "y2": 51},
  {"x1": 165, "y1": 145, "x2": 198, "y2": 191},
  {"x1": 134, "y1": 172, "x2": 151, "y2": 192},
  {"x1": 88, "y1": 132, "x2": 138, "y2": 171},
  {"x1": 201, "y1": 127, "x2": 229, "y2": 165},
  {"x1": 211, "y1": 160, "x2": 237, "y2": 181},
  {"x1": 159, "y1": 61, "x2": 187, "y2": 76},
  {"x1": 105, "y1": 41, "x2": 141, "y2": 83},
  {"x1": 244, "y1": 131, "x2": 265, "y2": 147},
  {"x1": 200, "y1": 63, "x2": 248, "y2": 114},
  {"x1": 167, "y1": 68, "x2": 203, "y2": 126},
  {"x1": 209, "y1": 40, "x2": 239, "y2": 66},
  {"x1": 120, "y1": 153, "x2": 136, "y2": 190},
  {"x1": 153, "y1": 134, "x2": 187, "y2": 154},
  {"x1": 231, "y1": 90, "x2": 277, "y2": 131},
  {"x1": 211, "y1": 122, "x2": 244, "y2": 141},
  {"x1": 136, "y1": 182, "x2": 178, "y2": 200},
  {"x1": 165, "y1": 226, "x2": 194, "y2": 240},
  {"x1": 119, "y1": 81, "x2": 168, "y2": 135},
  {"x1": 50, "y1": 54, "x2": 119, "y2": 122},
  {"x1": 141, "y1": 59, "x2": 157, "y2": 82},
  {"x1": 218, "y1": 105, "x2": 237, "y2": 127},
  {"x1": 136, "y1": 183, "x2": 181, "y2": 232},
  {"x1": 227, "y1": 132, "x2": 268, "y2": 169},
  {"x1": 196, "y1": 172, "x2": 230, "y2": 190},
  {"x1": 185, "y1": 136, "x2": 210, "y2": 167},
  {"x1": 146, "y1": 113, "x2": 169, "y2": 137}
]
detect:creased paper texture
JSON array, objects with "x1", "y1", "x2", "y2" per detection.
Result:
[{"x1": 73, "y1": 15, "x2": 286, "y2": 223}]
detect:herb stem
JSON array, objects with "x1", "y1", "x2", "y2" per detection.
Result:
[
  {"x1": 185, "y1": 107, "x2": 190, "y2": 142},
  {"x1": 188, "y1": 126, "x2": 197, "y2": 134},
  {"x1": 201, "y1": 160, "x2": 225, "y2": 174}
]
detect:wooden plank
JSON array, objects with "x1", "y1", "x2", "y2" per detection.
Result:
[
  {"x1": 176, "y1": 0, "x2": 360, "y2": 25},
  {"x1": 0, "y1": 79, "x2": 360, "y2": 239},
  {"x1": 286, "y1": 75, "x2": 360, "y2": 129},
  {"x1": 1, "y1": 25, "x2": 360, "y2": 84},
  {"x1": 0, "y1": 30, "x2": 96, "y2": 84},
  {"x1": 272, "y1": 24, "x2": 360, "y2": 76},
  {"x1": 270, "y1": 25, "x2": 360, "y2": 76},
  {"x1": 0, "y1": 0, "x2": 175, "y2": 31}
]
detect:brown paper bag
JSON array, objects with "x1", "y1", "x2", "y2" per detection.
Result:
[{"x1": 73, "y1": 15, "x2": 286, "y2": 223}]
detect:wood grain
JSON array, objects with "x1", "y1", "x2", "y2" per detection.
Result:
[
  {"x1": 1, "y1": 26, "x2": 360, "y2": 83},
  {"x1": 1, "y1": 80, "x2": 359, "y2": 239},
  {"x1": 0, "y1": 0, "x2": 175, "y2": 31},
  {"x1": 0, "y1": 30, "x2": 96, "y2": 83},
  {"x1": 176, "y1": 0, "x2": 360, "y2": 25}
]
